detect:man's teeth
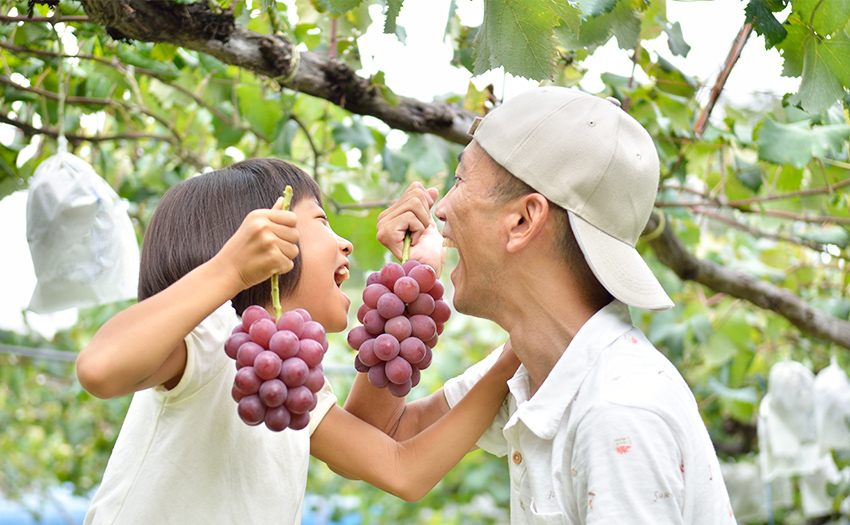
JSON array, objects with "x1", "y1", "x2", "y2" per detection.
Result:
[{"x1": 442, "y1": 238, "x2": 457, "y2": 249}]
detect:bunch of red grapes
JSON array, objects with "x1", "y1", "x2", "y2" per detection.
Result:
[
  {"x1": 224, "y1": 305, "x2": 327, "y2": 432},
  {"x1": 347, "y1": 260, "x2": 451, "y2": 397}
]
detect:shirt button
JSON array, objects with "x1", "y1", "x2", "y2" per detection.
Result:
[
  {"x1": 512, "y1": 451, "x2": 522, "y2": 464},
  {"x1": 520, "y1": 499, "x2": 525, "y2": 510}
]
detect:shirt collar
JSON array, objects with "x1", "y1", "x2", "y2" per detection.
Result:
[{"x1": 507, "y1": 300, "x2": 635, "y2": 440}]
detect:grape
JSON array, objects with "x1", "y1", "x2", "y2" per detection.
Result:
[
  {"x1": 234, "y1": 366, "x2": 263, "y2": 395},
  {"x1": 293, "y1": 308, "x2": 312, "y2": 322},
  {"x1": 427, "y1": 279, "x2": 444, "y2": 300},
  {"x1": 225, "y1": 303, "x2": 329, "y2": 431},
  {"x1": 254, "y1": 350, "x2": 283, "y2": 380},
  {"x1": 385, "y1": 356, "x2": 412, "y2": 384},
  {"x1": 407, "y1": 293, "x2": 435, "y2": 316},
  {"x1": 399, "y1": 337, "x2": 426, "y2": 364},
  {"x1": 241, "y1": 305, "x2": 271, "y2": 332},
  {"x1": 301, "y1": 321, "x2": 326, "y2": 343},
  {"x1": 409, "y1": 315, "x2": 437, "y2": 341},
  {"x1": 356, "y1": 303, "x2": 370, "y2": 324},
  {"x1": 380, "y1": 262, "x2": 405, "y2": 289},
  {"x1": 346, "y1": 326, "x2": 371, "y2": 352},
  {"x1": 353, "y1": 354, "x2": 369, "y2": 373},
  {"x1": 269, "y1": 330, "x2": 299, "y2": 360},
  {"x1": 376, "y1": 293, "x2": 405, "y2": 319},
  {"x1": 297, "y1": 339, "x2": 324, "y2": 368},
  {"x1": 408, "y1": 264, "x2": 436, "y2": 293},
  {"x1": 264, "y1": 405, "x2": 291, "y2": 432},
  {"x1": 347, "y1": 258, "x2": 451, "y2": 397},
  {"x1": 249, "y1": 318, "x2": 277, "y2": 349},
  {"x1": 258, "y1": 378, "x2": 287, "y2": 407},
  {"x1": 224, "y1": 331, "x2": 252, "y2": 360},
  {"x1": 368, "y1": 362, "x2": 389, "y2": 388},
  {"x1": 393, "y1": 276, "x2": 419, "y2": 304},
  {"x1": 431, "y1": 299, "x2": 451, "y2": 324},
  {"x1": 373, "y1": 333, "x2": 400, "y2": 361},
  {"x1": 363, "y1": 283, "x2": 391, "y2": 309},
  {"x1": 304, "y1": 366, "x2": 325, "y2": 393},
  {"x1": 236, "y1": 342, "x2": 264, "y2": 369},
  {"x1": 289, "y1": 411, "x2": 310, "y2": 431},
  {"x1": 279, "y1": 357, "x2": 309, "y2": 387},
  {"x1": 237, "y1": 395, "x2": 266, "y2": 426},
  {"x1": 401, "y1": 259, "x2": 420, "y2": 273},
  {"x1": 357, "y1": 338, "x2": 381, "y2": 367},
  {"x1": 384, "y1": 315, "x2": 412, "y2": 341},
  {"x1": 387, "y1": 379, "x2": 412, "y2": 397},
  {"x1": 365, "y1": 271, "x2": 383, "y2": 286},
  {"x1": 363, "y1": 309, "x2": 386, "y2": 336},
  {"x1": 275, "y1": 311, "x2": 305, "y2": 337},
  {"x1": 285, "y1": 385, "x2": 315, "y2": 414}
]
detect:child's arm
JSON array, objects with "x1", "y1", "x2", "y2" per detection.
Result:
[
  {"x1": 310, "y1": 345, "x2": 519, "y2": 502},
  {"x1": 76, "y1": 201, "x2": 298, "y2": 399}
]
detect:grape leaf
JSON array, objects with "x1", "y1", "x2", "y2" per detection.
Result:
[
  {"x1": 384, "y1": 0, "x2": 404, "y2": 36},
  {"x1": 473, "y1": 0, "x2": 582, "y2": 80},
  {"x1": 559, "y1": 0, "x2": 643, "y2": 53},
  {"x1": 744, "y1": 0, "x2": 787, "y2": 48},
  {"x1": 326, "y1": 0, "x2": 364, "y2": 16},
  {"x1": 792, "y1": 0, "x2": 850, "y2": 37},
  {"x1": 778, "y1": 15, "x2": 850, "y2": 113},
  {"x1": 756, "y1": 119, "x2": 850, "y2": 168}
]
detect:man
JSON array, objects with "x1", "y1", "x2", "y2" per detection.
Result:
[{"x1": 344, "y1": 86, "x2": 735, "y2": 523}]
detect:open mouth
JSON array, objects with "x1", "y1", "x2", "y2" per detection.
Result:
[
  {"x1": 442, "y1": 237, "x2": 457, "y2": 249},
  {"x1": 334, "y1": 265, "x2": 350, "y2": 287}
]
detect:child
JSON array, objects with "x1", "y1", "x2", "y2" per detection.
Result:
[{"x1": 75, "y1": 158, "x2": 518, "y2": 524}]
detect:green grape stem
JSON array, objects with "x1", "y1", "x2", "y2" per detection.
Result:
[
  {"x1": 272, "y1": 186, "x2": 293, "y2": 321},
  {"x1": 401, "y1": 231, "x2": 412, "y2": 264}
]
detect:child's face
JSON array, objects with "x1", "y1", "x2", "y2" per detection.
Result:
[{"x1": 283, "y1": 198, "x2": 353, "y2": 333}]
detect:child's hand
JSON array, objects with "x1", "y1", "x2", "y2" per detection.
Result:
[
  {"x1": 217, "y1": 197, "x2": 300, "y2": 290},
  {"x1": 377, "y1": 182, "x2": 445, "y2": 276}
]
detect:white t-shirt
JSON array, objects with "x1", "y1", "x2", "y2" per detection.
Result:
[
  {"x1": 84, "y1": 302, "x2": 337, "y2": 525},
  {"x1": 444, "y1": 301, "x2": 735, "y2": 524}
]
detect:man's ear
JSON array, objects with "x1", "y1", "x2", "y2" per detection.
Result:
[{"x1": 505, "y1": 193, "x2": 549, "y2": 253}]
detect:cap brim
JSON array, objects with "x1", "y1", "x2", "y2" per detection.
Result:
[{"x1": 569, "y1": 213, "x2": 674, "y2": 310}]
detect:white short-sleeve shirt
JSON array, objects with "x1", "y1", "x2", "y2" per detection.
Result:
[
  {"x1": 444, "y1": 301, "x2": 735, "y2": 524},
  {"x1": 84, "y1": 302, "x2": 337, "y2": 525}
]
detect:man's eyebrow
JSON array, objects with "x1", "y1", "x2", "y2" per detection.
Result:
[{"x1": 457, "y1": 151, "x2": 463, "y2": 165}]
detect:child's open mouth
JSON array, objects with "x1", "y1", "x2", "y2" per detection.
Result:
[{"x1": 334, "y1": 265, "x2": 350, "y2": 287}]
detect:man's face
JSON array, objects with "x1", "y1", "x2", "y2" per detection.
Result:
[{"x1": 434, "y1": 140, "x2": 506, "y2": 319}]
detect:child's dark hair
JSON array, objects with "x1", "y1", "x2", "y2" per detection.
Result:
[{"x1": 138, "y1": 158, "x2": 323, "y2": 316}]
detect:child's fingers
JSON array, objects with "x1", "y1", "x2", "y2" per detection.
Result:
[{"x1": 271, "y1": 196, "x2": 285, "y2": 211}]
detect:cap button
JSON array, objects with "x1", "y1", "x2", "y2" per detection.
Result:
[{"x1": 606, "y1": 96, "x2": 621, "y2": 107}]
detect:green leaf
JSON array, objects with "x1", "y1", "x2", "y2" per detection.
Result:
[
  {"x1": 327, "y1": 0, "x2": 363, "y2": 16},
  {"x1": 744, "y1": 0, "x2": 787, "y2": 48},
  {"x1": 778, "y1": 16, "x2": 850, "y2": 112},
  {"x1": 236, "y1": 85, "x2": 284, "y2": 139},
  {"x1": 793, "y1": 0, "x2": 850, "y2": 36},
  {"x1": 331, "y1": 118, "x2": 376, "y2": 150},
  {"x1": 757, "y1": 119, "x2": 850, "y2": 168},
  {"x1": 658, "y1": 17, "x2": 691, "y2": 57},
  {"x1": 560, "y1": 0, "x2": 643, "y2": 52},
  {"x1": 384, "y1": 0, "x2": 404, "y2": 36},
  {"x1": 473, "y1": 0, "x2": 581, "y2": 80}
]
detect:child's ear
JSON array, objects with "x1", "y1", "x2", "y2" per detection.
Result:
[{"x1": 505, "y1": 194, "x2": 549, "y2": 253}]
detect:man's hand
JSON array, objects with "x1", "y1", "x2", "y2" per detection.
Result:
[{"x1": 377, "y1": 182, "x2": 445, "y2": 276}]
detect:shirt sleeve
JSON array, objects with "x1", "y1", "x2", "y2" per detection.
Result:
[
  {"x1": 308, "y1": 377, "x2": 338, "y2": 436},
  {"x1": 443, "y1": 344, "x2": 512, "y2": 457},
  {"x1": 571, "y1": 401, "x2": 686, "y2": 525}
]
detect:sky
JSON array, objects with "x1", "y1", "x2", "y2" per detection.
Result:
[{"x1": 0, "y1": 0, "x2": 801, "y2": 339}]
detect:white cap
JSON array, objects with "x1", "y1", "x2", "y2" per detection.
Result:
[{"x1": 471, "y1": 86, "x2": 673, "y2": 310}]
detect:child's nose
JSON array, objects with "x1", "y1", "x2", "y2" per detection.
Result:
[{"x1": 339, "y1": 236, "x2": 353, "y2": 255}]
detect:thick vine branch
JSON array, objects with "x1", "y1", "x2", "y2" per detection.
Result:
[
  {"x1": 77, "y1": 0, "x2": 478, "y2": 145},
  {"x1": 643, "y1": 212, "x2": 850, "y2": 350}
]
